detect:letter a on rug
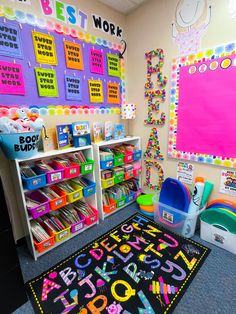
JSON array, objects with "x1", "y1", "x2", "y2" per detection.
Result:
[{"x1": 26, "y1": 213, "x2": 210, "y2": 313}]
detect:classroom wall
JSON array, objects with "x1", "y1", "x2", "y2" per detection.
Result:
[
  {"x1": 0, "y1": 0, "x2": 126, "y2": 240},
  {"x1": 127, "y1": 0, "x2": 236, "y2": 201}
]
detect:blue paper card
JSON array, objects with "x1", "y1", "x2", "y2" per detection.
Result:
[
  {"x1": 65, "y1": 75, "x2": 82, "y2": 101},
  {"x1": 114, "y1": 124, "x2": 125, "y2": 140},
  {"x1": 0, "y1": 22, "x2": 23, "y2": 59},
  {"x1": 56, "y1": 124, "x2": 73, "y2": 149}
]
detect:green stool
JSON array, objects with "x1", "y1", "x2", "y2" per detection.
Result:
[{"x1": 137, "y1": 194, "x2": 154, "y2": 217}]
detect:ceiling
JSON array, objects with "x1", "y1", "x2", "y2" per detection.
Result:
[{"x1": 97, "y1": 0, "x2": 149, "y2": 15}]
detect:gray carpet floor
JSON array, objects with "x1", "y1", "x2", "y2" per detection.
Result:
[{"x1": 14, "y1": 203, "x2": 236, "y2": 314}]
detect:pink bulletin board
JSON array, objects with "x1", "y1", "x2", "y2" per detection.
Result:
[{"x1": 168, "y1": 43, "x2": 236, "y2": 168}]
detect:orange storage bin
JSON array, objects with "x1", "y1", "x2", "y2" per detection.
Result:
[
  {"x1": 103, "y1": 199, "x2": 116, "y2": 214},
  {"x1": 48, "y1": 186, "x2": 67, "y2": 211}
]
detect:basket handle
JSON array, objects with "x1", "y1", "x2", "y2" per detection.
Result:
[{"x1": 212, "y1": 223, "x2": 229, "y2": 232}]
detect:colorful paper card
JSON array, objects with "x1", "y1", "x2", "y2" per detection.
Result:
[
  {"x1": 89, "y1": 48, "x2": 104, "y2": 74},
  {"x1": 0, "y1": 22, "x2": 23, "y2": 59},
  {"x1": 169, "y1": 43, "x2": 236, "y2": 168},
  {"x1": 32, "y1": 31, "x2": 57, "y2": 65},
  {"x1": 0, "y1": 61, "x2": 25, "y2": 95},
  {"x1": 64, "y1": 40, "x2": 83, "y2": 70},
  {"x1": 107, "y1": 53, "x2": 120, "y2": 77},
  {"x1": 220, "y1": 170, "x2": 236, "y2": 196},
  {"x1": 107, "y1": 82, "x2": 120, "y2": 104},
  {"x1": 56, "y1": 124, "x2": 73, "y2": 149},
  {"x1": 114, "y1": 123, "x2": 125, "y2": 140},
  {"x1": 35, "y1": 67, "x2": 58, "y2": 97},
  {"x1": 88, "y1": 79, "x2": 104, "y2": 103},
  {"x1": 65, "y1": 75, "x2": 82, "y2": 101}
]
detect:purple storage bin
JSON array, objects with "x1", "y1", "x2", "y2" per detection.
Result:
[
  {"x1": 36, "y1": 162, "x2": 64, "y2": 184},
  {"x1": 26, "y1": 190, "x2": 50, "y2": 219}
]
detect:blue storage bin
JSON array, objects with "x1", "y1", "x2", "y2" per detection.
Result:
[
  {"x1": 73, "y1": 134, "x2": 91, "y2": 147},
  {"x1": 83, "y1": 179, "x2": 96, "y2": 197},
  {"x1": 126, "y1": 192, "x2": 135, "y2": 203},
  {"x1": 100, "y1": 159, "x2": 114, "y2": 170},
  {"x1": 133, "y1": 150, "x2": 142, "y2": 161},
  {"x1": 21, "y1": 167, "x2": 47, "y2": 190}
]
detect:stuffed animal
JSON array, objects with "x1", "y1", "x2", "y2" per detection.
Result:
[{"x1": 0, "y1": 117, "x2": 21, "y2": 133}]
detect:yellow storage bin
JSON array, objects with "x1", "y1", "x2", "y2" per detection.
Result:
[
  {"x1": 101, "y1": 177, "x2": 115, "y2": 189},
  {"x1": 54, "y1": 226, "x2": 71, "y2": 242}
]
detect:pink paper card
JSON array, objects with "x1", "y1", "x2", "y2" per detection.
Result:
[
  {"x1": 0, "y1": 61, "x2": 25, "y2": 95},
  {"x1": 89, "y1": 49, "x2": 104, "y2": 75}
]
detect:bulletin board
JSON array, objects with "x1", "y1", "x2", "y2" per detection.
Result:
[
  {"x1": 0, "y1": 7, "x2": 125, "y2": 117},
  {"x1": 168, "y1": 42, "x2": 236, "y2": 168}
]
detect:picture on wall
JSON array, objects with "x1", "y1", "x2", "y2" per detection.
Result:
[{"x1": 168, "y1": 42, "x2": 236, "y2": 168}]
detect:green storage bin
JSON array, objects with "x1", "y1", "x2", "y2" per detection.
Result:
[
  {"x1": 114, "y1": 173, "x2": 124, "y2": 184},
  {"x1": 114, "y1": 153, "x2": 124, "y2": 166},
  {"x1": 116, "y1": 196, "x2": 126, "y2": 208},
  {"x1": 79, "y1": 159, "x2": 94, "y2": 174}
]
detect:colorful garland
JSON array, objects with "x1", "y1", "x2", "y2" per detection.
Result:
[
  {"x1": 144, "y1": 160, "x2": 165, "y2": 191},
  {"x1": 144, "y1": 128, "x2": 164, "y2": 161}
]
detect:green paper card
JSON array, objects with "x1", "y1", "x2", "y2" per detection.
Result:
[
  {"x1": 107, "y1": 53, "x2": 120, "y2": 77},
  {"x1": 35, "y1": 67, "x2": 58, "y2": 97}
]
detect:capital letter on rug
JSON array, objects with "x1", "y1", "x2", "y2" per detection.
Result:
[
  {"x1": 111, "y1": 280, "x2": 136, "y2": 302},
  {"x1": 53, "y1": 289, "x2": 78, "y2": 313},
  {"x1": 161, "y1": 260, "x2": 186, "y2": 281},
  {"x1": 159, "y1": 234, "x2": 179, "y2": 247},
  {"x1": 41, "y1": 278, "x2": 61, "y2": 301},
  {"x1": 89, "y1": 248, "x2": 104, "y2": 261},
  {"x1": 95, "y1": 262, "x2": 118, "y2": 282},
  {"x1": 174, "y1": 250, "x2": 197, "y2": 270},
  {"x1": 59, "y1": 267, "x2": 77, "y2": 286},
  {"x1": 113, "y1": 250, "x2": 133, "y2": 263},
  {"x1": 121, "y1": 224, "x2": 133, "y2": 233},
  {"x1": 132, "y1": 215, "x2": 148, "y2": 227},
  {"x1": 137, "y1": 290, "x2": 155, "y2": 313},
  {"x1": 143, "y1": 224, "x2": 162, "y2": 237},
  {"x1": 143, "y1": 255, "x2": 161, "y2": 269},
  {"x1": 144, "y1": 243, "x2": 163, "y2": 258},
  {"x1": 127, "y1": 236, "x2": 148, "y2": 250},
  {"x1": 100, "y1": 238, "x2": 117, "y2": 252},
  {"x1": 87, "y1": 295, "x2": 107, "y2": 313},
  {"x1": 110, "y1": 230, "x2": 122, "y2": 242},
  {"x1": 78, "y1": 274, "x2": 96, "y2": 298},
  {"x1": 75, "y1": 254, "x2": 92, "y2": 269},
  {"x1": 123, "y1": 263, "x2": 140, "y2": 283}
]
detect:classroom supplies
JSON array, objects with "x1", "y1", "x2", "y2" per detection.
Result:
[
  {"x1": 182, "y1": 177, "x2": 205, "y2": 237},
  {"x1": 72, "y1": 121, "x2": 91, "y2": 147},
  {"x1": 200, "y1": 181, "x2": 214, "y2": 208}
]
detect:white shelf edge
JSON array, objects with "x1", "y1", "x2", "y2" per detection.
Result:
[
  {"x1": 36, "y1": 220, "x2": 99, "y2": 258},
  {"x1": 93, "y1": 136, "x2": 140, "y2": 147},
  {"x1": 16, "y1": 145, "x2": 92, "y2": 163}
]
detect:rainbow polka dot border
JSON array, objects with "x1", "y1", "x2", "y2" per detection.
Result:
[
  {"x1": 0, "y1": 5, "x2": 126, "y2": 117},
  {"x1": 168, "y1": 42, "x2": 236, "y2": 169}
]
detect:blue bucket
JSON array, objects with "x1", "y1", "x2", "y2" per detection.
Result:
[{"x1": 0, "y1": 131, "x2": 41, "y2": 160}]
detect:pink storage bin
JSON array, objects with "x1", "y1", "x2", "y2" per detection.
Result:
[
  {"x1": 81, "y1": 206, "x2": 99, "y2": 226},
  {"x1": 133, "y1": 162, "x2": 142, "y2": 177},
  {"x1": 26, "y1": 190, "x2": 50, "y2": 219},
  {"x1": 124, "y1": 151, "x2": 134, "y2": 163},
  {"x1": 52, "y1": 161, "x2": 80, "y2": 179}
]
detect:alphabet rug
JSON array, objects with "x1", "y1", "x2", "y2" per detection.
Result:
[{"x1": 26, "y1": 213, "x2": 210, "y2": 313}]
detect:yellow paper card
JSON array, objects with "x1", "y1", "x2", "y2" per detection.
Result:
[
  {"x1": 64, "y1": 40, "x2": 84, "y2": 70},
  {"x1": 88, "y1": 80, "x2": 104, "y2": 103},
  {"x1": 32, "y1": 31, "x2": 57, "y2": 65}
]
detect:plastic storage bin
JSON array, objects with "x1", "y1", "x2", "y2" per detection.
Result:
[
  {"x1": 103, "y1": 199, "x2": 116, "y2": 214},
  {"x1": 63, "y1": 215, "x2": 85, "y2": 234},
  {"x1": 124, "y1": 152, "x2": 134, "y2": 163},
  {"x1": 79, "y1": 160, "x2": 94, "y2": 174},
  {"x1": 26, "y1": 191, "x2": 50, "y2": 219},
  {"x1": 100, "y1": 159, "x2": 114, "y2": 170},
  {"x1": 33, "y1": 223, "x2": 55, "y2": 253},
  {"x1": 115, "y1": 196, "x2": 126, "y2": 208},
  {"x1": 154, "y1": 198, "x2": 204, "y2": 238},
  {"x1": 81, "y1": 206, "x2": 98, "y2": 225},
  {"x1": 133, "y1": 150, "x2": 142, "y2": 161},
  {"x1": 114, "y1": 154, "x2": 124, "y2": 166},
  {"x1": 48, "y1": 186, "x2": 67, "y2": 211},
  {"x1": 133, "y1": 163, "x2": 142, "y2": 177},
  {"x1": 133, "y1": 188, "x2": 142, "y2": 199},
  {"x1": 126, "y1": 192, "x2": 135, "y2": 203},
  {"x1": 124, "y1": 170, "x2": 133, "y2": 180},
  {"x1": 36, "y1": 162, "x2": 64, "y2": 184},
  {"x1": 114, "y1": 173, "x2": 124, "y2": 184},
  {"x1": 21, "y1": 168, "x2": 47, "y2": 190},
  {"x1": 101, "y1": 177, "x2": 115, "y2": 189},
  {"x1": 82, "y1": 179, "x2": 96, "y2": 197},
  {"x1": 61, "y1": 183, "x2": 83, "y2": 203},
  {"x1": 52, "y1": 161, "x2": 80, "y2": 179},
  {"x1": 54, "y1": 225, "x2": 71, "y2": 242}
]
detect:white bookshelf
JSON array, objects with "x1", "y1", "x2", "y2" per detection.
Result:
[
  {"x1": 11, "y1": 145, "x2": 98, "y2": 261},
  {"x1": 93, "y1": 136, "x2": 142, "y2": 220}
]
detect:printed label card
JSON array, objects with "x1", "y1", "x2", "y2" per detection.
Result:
[
  {"x1": 220, "y1": 170, "x2": 236, "y2": 196},
  {"x1": 107, "y1": 53, "x2": 120, "y2": 77},
  {"x1": 64, "y1": 40, "x2": 83, "y2": 70},
  {"x1": 35, "y1": 67, "x2": 58, "y2": 97},
  {"x1": 107, "y1": 82, "x2": 120, "y2": 104},
  {"x1": 89, "y1": 48, "x2": 104, "y2": 74},
  {"x1": 65, "y1": 75, "x2": 82, "y2": 101},
  {"x1": 0, "y1": 22, "x2": 23, "y2": 59},
  {"x1": 88, "y1": 79, "x2": 104, "y2": 103},
  {"x1": 32, "y1": 31, "x2": 57, "y2": 65},
  {"x1": 0, "y1": 61, "x2": 25, "y2": 95},
  {"x1": 177, "y1": 162, "x2": 194, "y2": 185}
]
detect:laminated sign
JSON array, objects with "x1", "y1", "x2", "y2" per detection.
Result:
[
  {"x1": 35, "y1": 67, "x2": 58, "y2": 97},
  {"x1": 88, "y1": 79, "x2": 103, "y2": 103},
  {"x1": 107, "y1": 53, "x2": 120, "y2": 77},
  {"x1": 0, "y1": 61, "x2": 25, "y2": 95},
  {"x1": 89, "y1": 48, "x2": 104, "y2": 74},
  {"x1": 32, "y1": 31, "x2": 57, "y2": 65},
  {"x1": 107, "y1": 82, "x2": 120, "y2": 104},
  {"x1": 64, "y1": 40, "x2": 83, "y2": 70},
  {"x1": 0, "y1": 22, "x2": 23, "y2": 59}
]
